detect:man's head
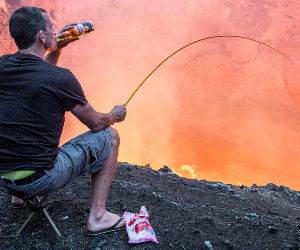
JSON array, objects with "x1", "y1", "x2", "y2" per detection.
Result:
[{"x1": 9, "y1": 6, "x2": 56, "y2": 50}]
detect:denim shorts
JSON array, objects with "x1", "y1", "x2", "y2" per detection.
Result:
[{"x1": 0, "y1": 128, "x2": 113, "y2": 196}]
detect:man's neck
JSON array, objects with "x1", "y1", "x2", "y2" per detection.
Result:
[{"x1": 18, "y1": 45, "x2": 45, "y2": 59}]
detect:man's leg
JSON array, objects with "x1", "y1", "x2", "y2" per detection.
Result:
[
  {"x1": 87, "y1": 127, "x2": 125, "y2": 231},
  {"x1": 10, "y1": 127, "x2": 124, "y2": 229}
]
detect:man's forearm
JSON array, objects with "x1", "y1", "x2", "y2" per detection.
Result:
[
  {"x1": 44, "y1": 49, "x2": 62, "y2": 65},
  {"x1": 71, "y1": 103, "x2": 125, "y2": 133},
  {"x1": 93, "y1": 112, "x2": 116, "y2": 132}
]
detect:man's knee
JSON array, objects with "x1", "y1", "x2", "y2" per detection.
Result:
[{"x1": 107, "y1": 127, "x2": 120, "y2": 147}]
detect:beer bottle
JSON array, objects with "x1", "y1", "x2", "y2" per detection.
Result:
[{"x1": 57, "y1": 21, "x2": 94, "y2": 41}]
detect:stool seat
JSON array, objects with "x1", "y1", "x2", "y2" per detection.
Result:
[{"x1": 5, "y1": 187, "x2": 62, "y2": 237}]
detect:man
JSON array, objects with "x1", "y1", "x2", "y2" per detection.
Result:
[{"x1": 0, "y1": 6, "x2": 127, "y2": 234}]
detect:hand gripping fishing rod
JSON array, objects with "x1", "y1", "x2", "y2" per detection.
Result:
[{"x1": 124, "y1": 35, "x2": 291, "y2": 106}]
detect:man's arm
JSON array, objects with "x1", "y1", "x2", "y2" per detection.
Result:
[
  {"x1": 71, "y1": 102, "x2": 126, "y2": 132},
  {"x1": 44, "y1": 23, "x2": 78, "y2": 65},
  {"x1": 44, "y1": 37, "x2": 78, "y2": 65}
]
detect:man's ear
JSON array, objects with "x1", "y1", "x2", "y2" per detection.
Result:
[{"x1": 37, "y1": 30, "x2": 46, "y2": 44}]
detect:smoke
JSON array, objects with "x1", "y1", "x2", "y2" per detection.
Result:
[{"x1": 1, "y1": 0, "x2": 300, "y2": 190}]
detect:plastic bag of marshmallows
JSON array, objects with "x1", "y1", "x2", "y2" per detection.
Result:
[{"x1": 123, "y1": 206, "x2": 158, "y2": 244}]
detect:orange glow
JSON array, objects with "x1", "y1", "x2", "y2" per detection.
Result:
[
  {"x1": 180, "y1": 165, "x2": 197, "y2": 179},
  {"x1": 1, "y1": 1, "x2": 300, "y2": 190}
]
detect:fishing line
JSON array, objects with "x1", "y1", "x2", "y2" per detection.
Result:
[{"x1": 124, "y1": 35, "x2": 291, "y2": 106}]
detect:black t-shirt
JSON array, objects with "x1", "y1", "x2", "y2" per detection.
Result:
[{"x1": 0, "y1": 52, "x2": 87, "y2": 171}]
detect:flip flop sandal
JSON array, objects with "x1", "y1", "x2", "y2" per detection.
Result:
[{"x1": 86, "y1": 217, "x2": 126, "y2": 236}]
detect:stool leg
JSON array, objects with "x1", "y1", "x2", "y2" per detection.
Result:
[
  {"x1": 43, "y1": 208, "x2": 62, "y2": 237},
  {"x1": 15, "y1": 212, "x2": 35, "y2": 238}
]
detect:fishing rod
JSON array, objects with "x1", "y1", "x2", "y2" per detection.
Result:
[{"x1": 124, "y1": 35, "x2": 291, "y2": 106}]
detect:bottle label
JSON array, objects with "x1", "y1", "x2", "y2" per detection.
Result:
[{"x1": 76, "y1": 23, "x2": 85, "y2": 35}]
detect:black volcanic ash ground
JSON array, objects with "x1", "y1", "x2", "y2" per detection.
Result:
[{"x1": 1, "y1": 163, "x2": 300, "y2": 249}]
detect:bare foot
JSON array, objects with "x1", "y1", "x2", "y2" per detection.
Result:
[
  {"x1": 11, "y1": 196, "x2": 25, "y2": 205},
  {"x1": 87, "y1": 211, "x2": 125, "y2": 232}
]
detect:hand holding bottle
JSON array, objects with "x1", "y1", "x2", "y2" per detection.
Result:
[
  {"x1": 56, "y1": 23, "x2": 79, "y2": 49},
  {"x1": 56, "y1": 21, "x2": 94, "y2": 46}
]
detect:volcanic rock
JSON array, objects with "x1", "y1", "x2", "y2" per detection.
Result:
[
  {"x1": 0, "y1": 163, "x2": 300, "y2": 249},
  {"x1": 158, "y1": 165, "x2": 173, "y2": 174}
]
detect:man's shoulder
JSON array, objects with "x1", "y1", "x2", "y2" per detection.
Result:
[
  {"x1": 54, "y1": 65, "x2": 72, "y2": 76},
  {"x1": 42, "y1": 62, "x2": 73, "y2": 79},
  {"x1": 43, "y1": 60, "x2": 71, "y2": 74}
]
